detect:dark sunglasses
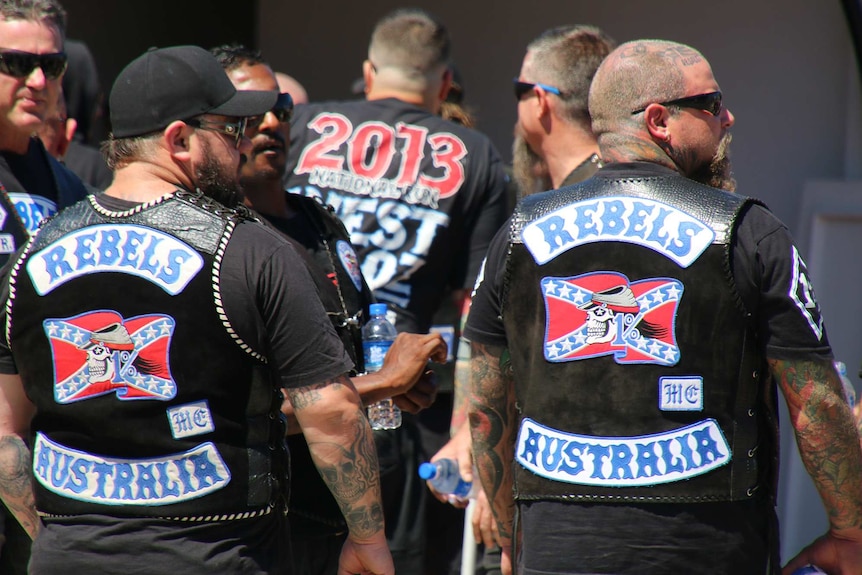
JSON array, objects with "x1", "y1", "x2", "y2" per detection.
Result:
[
  {"x1": 0, "y1": 49, "x2": 67, "y2": 80},
  {"x1": 248, "y1": 92, "x2": 294, "y2": 129},
  {"x1": 513, "y1": 78, "x2": 562, "y2": 101},
  {"x1": 186, "y1": 116, "x2": 248, "y2": 149},
  {"x1": 632, "y1": 91, "x2": 723, "y2": 117}
]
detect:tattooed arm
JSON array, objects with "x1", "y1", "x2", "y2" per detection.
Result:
[
  {"x1": 468, "y1": 341, "x2": 517, "y2": 574},
  {"x1": 772, "y1": 358, "x2": 862, "y2": 574},
  {"x1": 286, "y1": 372, "x2": 393, "y2": 575},
  {"x1": 0, "y1": 374, "x2": 38, "y2": 539}
]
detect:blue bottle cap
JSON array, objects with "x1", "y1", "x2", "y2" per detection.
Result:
[
  {"x1": 418, "y1": 462, "x2": 437, "y2": 480},
  {"x1": 369, "y1": 303, "x2": 388, "y2": 317}
]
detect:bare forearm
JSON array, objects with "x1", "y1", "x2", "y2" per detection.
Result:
[
  {"x1": 771, "y1": 357, "x2": 862, "y2": 530},
  {"x1": 450, "y1": 338, "x2": 471, "y2": 435},
  {"x1": 288, "y1": 375, "x2": 385, "y2": 540},
  {"x1": 0, "y1": 434, "x2": 39, "y2": 539},
  {"x1": 468, "y1": 342, "x2": 516, "y2": 543}
]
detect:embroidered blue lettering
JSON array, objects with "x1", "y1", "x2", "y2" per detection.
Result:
[
  {"x1": 522, "y1": 197, "x2": 714, "y2": 268},
  {"x1": 535, "y1": 216, "x2": 575, "y2": 251},
  {"x1": 667, "y1": 221, "x2": 704, "y2": 258},
  {"x1": 572, "y1": 201, "x2": 599, "y2": 238},
  {"x1": 28, "y1": 225, "x2": 204, "y2": 296},
  {"x1": 32, "y1": 433, "x2": 231, "y2": 506},
  {"x1": 599, "y1": 200, "x2": 626, "y2": 236},
  {"x1": 623, "y1": 201, "x2": 652, "y2": 240},
  {"x1": 73, "y1": 231, "x2": 99, "y2": 269},
  {"x1": 515, "y1": 418, "x2": 730, "y2": 487}
]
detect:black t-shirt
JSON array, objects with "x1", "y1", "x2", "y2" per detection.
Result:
[
  {"x1": 0, "y1": 192, "x2": 352, "y2": 575},
  {"x1": 285, "y1": 97, "x2": 508, "y2": 333},
  {"x1": 464, "y1": 163, "x2": 832, "y2": 575}
]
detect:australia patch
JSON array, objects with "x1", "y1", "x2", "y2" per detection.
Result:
[
  {"x1": 45, "y1": 310, "x2": 176, "y2": 403},
  {"x1": 336, "y1": 240, "x2": 364, "y2": 292},
  {"x1": 542, "y1": 271, "x2": 682, "y2": 365}
]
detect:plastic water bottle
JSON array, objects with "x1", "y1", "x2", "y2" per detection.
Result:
[
  {"x1": 363, "y1": 303, "x2": 401, "y2": 430},
  {"x1": 790, "y1": 566, "x2": 826, "y2": 575},
  {"x1": 835, "y1": 360, "x2": 856, "y2": 407},
  {"x1": 418, "y1": 458, "x2": 474, "y2": 499}
]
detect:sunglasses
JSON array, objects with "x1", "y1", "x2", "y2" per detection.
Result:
[
  {"x1": 0, "y1": 49, "x2": 67, "y2": 80},
  {"x1": 186, "y1": 116, "x2": 249, "y2": 149},
  {"x1": 513, "y1": 78, "x2": 562, "y2": 101},
  {"x1": 248, "y1": 92, "x2": 294, "y2": 129},
  {"x1": 632, "y1": 91, "x2": 723, "y2": 117}
]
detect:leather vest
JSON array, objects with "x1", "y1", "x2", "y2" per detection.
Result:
[
  {"x1": 7, "y1": 191, "x2": 288, "y2": 519},
  {"x1": 502, "y1": 173, "x2": 770, "y2": 503}
]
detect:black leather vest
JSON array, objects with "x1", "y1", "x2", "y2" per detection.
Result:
[
  {"x1": 503, "y1": 173, "x2": 770, "y2": 503},
  {"x1": 7, "y1": 191, "x2": 288, "y2": 519}
]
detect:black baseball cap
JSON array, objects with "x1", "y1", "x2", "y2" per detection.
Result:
[{"x1": 109, "y1": 45, "x2": 277, "y2": 138}]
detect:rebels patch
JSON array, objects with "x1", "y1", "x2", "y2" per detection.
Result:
[
  {"x1": 27, "y1": 224, "x2": 203, "y2": 296},
  {"x1": 521, "y1": 196, "x2": 714, "y2": 267},
  {"x1": 9, "y1": 192, "x2": 57, "y2": 235},
  {"x1": 516, "y1": 418, "x2": 731, "y2": 487},
  {"x1": 33, "y1": 433, "x2": 230, "y2": 506},
  {"x1": 542, "y1": 272, "x2": 682, "y2": 365},
  {"x1": 45, "y1": 310, "x2": 176, "y2": 403}
]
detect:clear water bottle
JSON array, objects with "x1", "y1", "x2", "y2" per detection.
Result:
[
  {"x1": 363, "y1": 303, "x2": 401, "y2": 430},
  {"x1": 835, "y1": 360, "x2": 856, "y2": 407},
  {"x1": 418, "y1": 458, "x2": 474, "y2": 499}
]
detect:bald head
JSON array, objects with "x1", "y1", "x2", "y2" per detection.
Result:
[
  {"x1": 275, "y1": 72, "x2": 308, "y2": 104},
  {"x1": 589, "y1": 40, "x2": 705, "y2": 146}
]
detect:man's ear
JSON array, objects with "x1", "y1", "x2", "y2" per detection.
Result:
[
  {"x1": 164, "y1": 120, "x2": 193, "y2": 160},
  {"x1": 644, "y1": 104, "x2": 671, "y2": 143},
  {"x1": 438, "y1": 67, "x2": 453, "y2": 104},
  {"x1": 362, "y1": 60, "x2": 374, "y2": 94}
]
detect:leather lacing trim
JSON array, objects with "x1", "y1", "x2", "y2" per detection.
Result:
[{"x1": 39, "y1": 503, "x2": 276, "y2": 522}]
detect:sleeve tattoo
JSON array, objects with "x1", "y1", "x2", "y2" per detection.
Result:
[
  {"x1": 468, "y1": 341, "x2": 516, "y2": 542},
  {"x1": 0, "y1": 435, "x2": 39, "y2": 539},
  {"x1": 769, "y1": 357, "x2": 862, "y2": 530}
]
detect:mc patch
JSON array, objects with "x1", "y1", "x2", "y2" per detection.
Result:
[
  {"x1": 542, "y1": 271, "x2": 683, "y2": 365},
  {"x1": 44, "y1": 310, "x2": 176, "y2": 403},
  {"x1": 9, "y1": 192, "x2": 57, "y2": 235}
]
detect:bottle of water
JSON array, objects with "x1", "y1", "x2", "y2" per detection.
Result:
[
  {"x1": 418, "y1": 458, "x2": 474, "y2": 499},
  {"x1": 363, "y1": 303, "x2": 401, "y2": 430},
  {"x1": 790, "y1": 566, "x2": 826, "y2": 575}
]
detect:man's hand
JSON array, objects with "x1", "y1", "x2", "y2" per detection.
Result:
[
  {"x1": 392, "y1": 369, "x2": 437, "y2": 413},
  {"x1": 376, "y1": 332, "x2": 447, "y2": 396},
  {"x1": 782, "y1": 528, "x2": 862, "y2": 574},
  {"x1": 426, "y1": 422, "x2": 473, "y2": 507},
  {"x1": 471, "y1": 489, "x2": 500, "y2": 547},
  {"x1": 338, "y1": 532, "x2": 394, "y2": 575}
]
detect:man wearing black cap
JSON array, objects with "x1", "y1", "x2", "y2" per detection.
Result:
[{"x1": 0, "y1": 45, "x2": 393, "y2": 575}]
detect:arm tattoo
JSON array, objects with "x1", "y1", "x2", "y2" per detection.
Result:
[
  {"x1": 287, "y1": 375, "x2": 347, "y2": 410},
  {"x1": 0, "y1": 435, "x2": 39, "y2": 539},
  {"x1": 307, "y1": 407, "x2": 384, "y2": 539},
  {"x1": 770, "y1": 357, "x2": 862, "y2": 529},
  {"x1": 468, "y1": 341, "x2": 516, "y2": 541}
]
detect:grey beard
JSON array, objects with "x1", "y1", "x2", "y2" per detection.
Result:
[
  {"x1": 512, "y1": 132, "x2": 552, "y2": 197},
  {"x1": 688, "y1": 133, "x2": 736, "y2": 192}
]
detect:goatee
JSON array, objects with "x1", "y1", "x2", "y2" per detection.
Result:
[{"x1": 689, "y1": 133, "x2": 736, "y2": 192}]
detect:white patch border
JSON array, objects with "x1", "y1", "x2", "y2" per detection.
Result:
[
  {"x1": 515, "y1": 417, "x2": 730, "y2": 487},
  {"x1": 521, "y1": 196, "x2": 715, "y2": 267},
  {"x1": 658, "y1": 376, "x2": 704, "y2": 411},
  {"x1": 27, "y1": 223, "x2": 204, "y2": 296},
  {"x1": 33, "y1": 432, "x2": 231, "y2": 506}
]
